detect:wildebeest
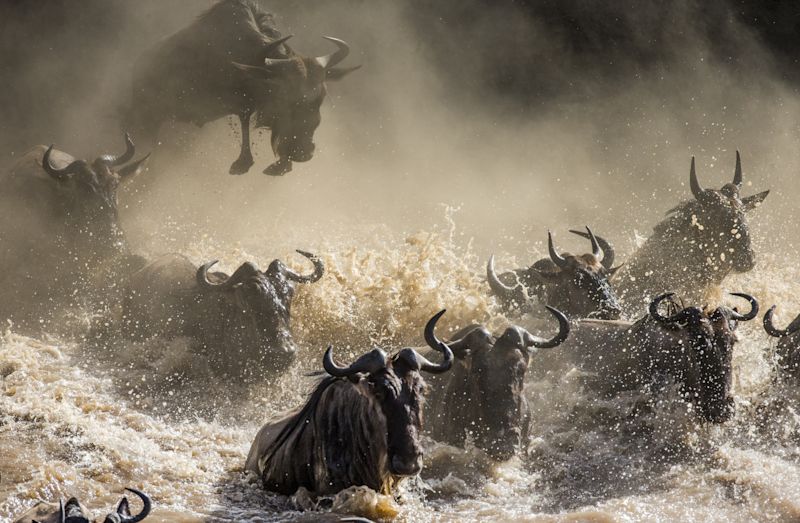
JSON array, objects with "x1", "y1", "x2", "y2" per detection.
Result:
[
  {"x1": 127, "y1": 0, "x2": 358, "y2": 176},
  {"x1": 536, "y1": 292, "x2": 758, "y2": 423},
  {"x1": 488, "y1": 227, "x2": 622, "y2": 320},
  {"x1": 118, "y1": 250, "x2": 324, "y2": 379},
  {"x1": 426, "y1": 306, "x2": 570, "y2": 461},
  {"x1": 615, "y1": 152, "x2": 769, "y2": 309},
  {"x1": 764, "y1": 306, "x2": 800, "y2": 381},
  {"x1": 13, "y1": 488, "x2": 150, "y2": 523},
  {"x1": 245, "y1": 311, "x2": 453, "y2": 495},
  {"x1": 0, "y1": 134, "x2": 149, "y2": 328}
]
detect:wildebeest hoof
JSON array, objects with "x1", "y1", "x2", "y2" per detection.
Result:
[
  {"x1": 264, "y1": 159, "x2": 293, "y2": 176},
  {"x1": 229, "y1": 157, "x2": 254, "y2": 175}
]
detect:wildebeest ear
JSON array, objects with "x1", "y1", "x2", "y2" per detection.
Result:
[
  {"x1": 606, "y1": 264, "x2": 623, "y2": 277},
  {"x1": 231, "y1": 61, "x2": 274, "y2": 79},
  {"x1": 116, "y1": 496, "x2": 131, "y2": 516},
  {"x1": 741, "y1": 190, "x2": 769, "y2": 211},
  {"x1": 326, "y1": 65, "x2": 362, "y2": 81}
]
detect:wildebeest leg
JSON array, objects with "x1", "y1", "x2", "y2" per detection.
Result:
[{"x1": 229, "y1": 111, "x2": 254, "y2": 175}]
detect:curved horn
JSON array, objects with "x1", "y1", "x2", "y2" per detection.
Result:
[
  {"x1": 117, "y1": 488, "x2": 151, "y2": 523},
  {"x1": 486, "y1": 255, "x2": 518, "y2": 299},
  {"x1": 264, "y1": 34, "x2": 293, "y2": 56},
  {"x1": 569, "y1": 228, "x2": 615, "y2": 269},
  {"x1": 118, "y1": 153, "x2": 151, "y2": 178},
  {"x1": 733, "y1": 150, "x2": 743, "y2": 188},
  {"x1": 727, "y1": 292, "x2": 758, "y2": 321},
  {"x1": 524, "y1": 305, "x2": 570, "y2": 349},
  {"x1": 283, "y1": 250, "x2": 324, "y2": 283},
  {"x1": 323, "y1": 345, "x2": 387, "y2": 377},
  {"x1": 763, "y1": 306, "x2": 791, "y2": 338},
  {"x1": 421, "y1": 309, "x2": 454, "y2": 373},
  {"x1": 689, "y1": 156, "x2": 704, "y2": 199},
  {"x1": 42, "y1": 145, "x2": 82, "y2": 180},
  {"x1": 99, "y1": 132, "x2": 135, "y2": 166},
  {"x1": 315, "y1": 36, "x2": 350, "y2": 69},
  {"x1": 196, "y1": 260, "x2": 258, "y2": 291},
  {"x1": 548, "y1": 231, "x2": 569, "y2": 269},
  {"x1": 649, "y1": 292, "x2": 684, "y2": 324}
]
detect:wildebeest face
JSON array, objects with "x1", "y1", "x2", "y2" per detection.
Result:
[
  {"x1": 673, "y1": 153, "x2": 768, "y2": 274},
  {"x1": 41, "y1": 134, "x2": 149, "y2": 255},
  {"x1": 196, "y1": 251, "x2": 324, "y2": 375},
  {"x1": 26, "y1": 489, "x2": 150, "y2": 523},
  {"x1": 764, "y1": 306, "x2": 800, "y2": 381}
]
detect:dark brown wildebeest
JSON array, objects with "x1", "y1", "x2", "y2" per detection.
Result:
[
  {"x1": 118, "y1": 251, "x2": 324, "y2": 379},
  {"x1": 127, "y1": 0, "x2": 358, "y2": 176},
  {"x1": 763, "y1": 306, "x2": 800, "y2": 382},
  {"x1": 615, "y1": 152, "x2": 769, "y2": 309},
  {"x1": 536, "y1": 292, "x2": 759, "y2": 423},
  {"x1": 0, "y1": 134, "x2": 149, "y2": 329},
  {"x1": 426, "y1": 306, "x2": 570, "y2": 461},
  {"x1": 488, "y1": 227, "x2": 622, "y2": 320},
  {"x1": 245, "y1": 311, "x2": 453, "y2": 495},
  {"x1": 13, "y1": 488, "x2": 150, "y2": 523}
]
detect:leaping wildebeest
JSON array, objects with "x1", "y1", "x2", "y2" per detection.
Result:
[
  {"x1": 127, "y1": 0, "x2": 358, "y2": 176},
  {"x1": 764, "y1": 306, "x2": 800, "y2": 382},
  {"x1": 534, "y1": 292, "x2": 759, "y2": 423},
  {"x1": 488, "y1": 227, "x2": 622, "y2": 320},
  {"x1": 425, "y1": 306, "x2": 570, "y2": 461},
  {"x1": 13, "y1": 488, "x2": 151, "y2": 523},
  {"x1": 118, "y1": 251, "x2": 324, "y2": 379},
  {"x1": 245, "y1": 311, "x2": 453, "y2": 495},
  {"x1": 0, "y1": 134, "x2": 149, "y2": 328},
  {"x1": 615, "y1": 152, "x2": 769, "y2": 309}
]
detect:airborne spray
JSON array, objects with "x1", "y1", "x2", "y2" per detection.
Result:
[{"x1": 1, "y1": 1, "x2": 800, "y2": 521}]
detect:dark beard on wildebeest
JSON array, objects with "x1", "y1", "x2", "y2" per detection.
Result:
[
  {"x1": 0, "y1": 134, "x2": 149, "y2": 331},
  {"x1": 126, "y1": 0, "x2": 358, "y2": 176},
  {"x1": 615, "y1": 152, "x2": 769, "y2": 311},
  {"x1": 487, "y1": 227, "x2": 622, "y2": 320},
  {"x1": 245, "y1": 311, "x2": 454, "y2": 495}
]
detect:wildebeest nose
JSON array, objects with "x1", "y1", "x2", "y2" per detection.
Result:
[{"x1": 390, "y1": 454, "x2": 422, "y2": 476}]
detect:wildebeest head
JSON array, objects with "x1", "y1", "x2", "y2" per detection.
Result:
[
  {"x1": 663, "y1": 152, "x2": 768, "y2": 274},
  {"x1": 195, "y1": 250, "x2": 324, "y2": 376},
  {"x1": 233, "y1": 36, "x2": 357, "y2": 168},
  {"x1": 649, "y1": 291, "x2": 758, "y2": 423},
  {"x1": 28, "y1": 489, "x2": 150, "y2": 523},
  {"x1": 764, "y1": 306, "x2": 800, "y2": 381},
  {"x1": 323, "y1": 311, "x2": 453, "y2": 477},
  {"x1": 40, "y1": 133, "x2": 149, "y2": 255},
  {"x1": 488, "y1": 227, "x2": 622, "y2": 319},
  {"x1": 450, "y1": 306, "x2": 570, "y2": 461}
]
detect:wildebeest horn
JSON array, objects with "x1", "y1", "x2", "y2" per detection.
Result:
[
  {"x1": 548, "y1": 231, "x2": 570, "y2": 269},
  {"x1": 106, "y1": 488, "x2": 151, "y2": 523},
  {"x1": 486, "y1": 255, "x2": 518, "y2": 298},
  {"x1": 99, "y1": 132, "x2": 136, "y2": 166},
  {"x1": 196, "y1": 260, "x2": 259, "y2": 291},
  {"x1": 727, "y1": 292, "x2": 758, "y2": 321},
  {"x1": 264, "y1": 34, "x2": 293, "y2": 56},
  {"x1": 42, "y1": 145, "x2": 83, "y2": 180},
  {"x1": 315, "y1": 36, "x2": 350, "y2": 69},
  {"x1": 523, "y1": 305, "x2": 570, "y2": 349},
  {"x1": 118, "y1": 153, "x2": 151, "y2": 178},
  {"x1": 323, "y1": 346, "x2": 387, "y2": 377},
  {"x1": 421, "y1": 309, "x2": 454, "y2": 374},
  {"x1": 649, "y1": 293, "x2": 684, "y2": 324},
  {"x1": 763, "y1": 306, "x2": 800, "y2": 338},
  {"x1": 689, "y1": 156, "x2": 704, "y2": 199},
  {"x1": 569, "y1": 228, "x2": 615, "y2": 269},
  {"x1": 283, "y1": 250, "x2": 324, "y2": 283},
  {"x1": 733, "y1": 150, "x2": 742, "y2": 188}
]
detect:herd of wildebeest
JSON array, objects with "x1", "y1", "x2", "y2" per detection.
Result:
[{"x1": 4, "y1": 1, "x2": 799, "y2": 522}]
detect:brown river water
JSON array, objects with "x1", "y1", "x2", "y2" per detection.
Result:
[{"x1": 2, "y1": 214, "x2": 799, "y2": 523}]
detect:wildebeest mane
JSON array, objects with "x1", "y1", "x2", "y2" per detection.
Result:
[{"x1": 196, "y1": 0, "x2": 284, "y2": 46}]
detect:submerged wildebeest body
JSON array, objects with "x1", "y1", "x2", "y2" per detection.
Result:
[
  {"x1": 615, "y1": 153, "x2": 769, "y2": 310},
  {"x1": 533, "y1": 293, "x2": 758, "y2": 423},
  {"x1": 119, "y1": 251, "x2": 323, "y2": 379},
  {"x1": 127, "y1": 0, "x2": 357, "y2": 176},
  {"x1": 764, "y1": 306, "x2": 800, "y2": 382},
  {"x1": 488, "y1": 227, "x2": 622, "y2": 320},
  {"x1": 0, "y1": 135, "x2": 149, "y2": 329},
  {"x1": 425, "y1": 306, "x2": 570, "y2": 461},
  {"x1": 13, "y1": 488, "x2": 150, "y2": 523},
  {"x1": 245, "y1": 311, "x2": 453, "y2": 495}
]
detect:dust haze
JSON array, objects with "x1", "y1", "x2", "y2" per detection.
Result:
[{"x1": 1, "y1": 0, "x2": 798, "y2": 266}]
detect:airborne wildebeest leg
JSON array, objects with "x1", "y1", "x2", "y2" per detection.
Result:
[{"x1": 229, "y1": 111, "x2": 255, "y2": 175}]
